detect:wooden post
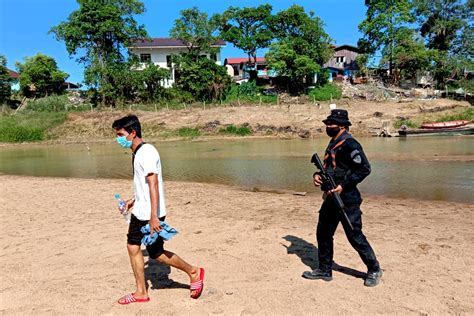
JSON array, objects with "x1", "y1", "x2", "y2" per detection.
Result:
[
  {"x1": 90, "y1": 103, "x2": 93, "y2": 112},
  {"x1": 154, "y1": 103, "x2": 157, "y2": 112},
  {"x1": 203, "y1": 101, "x2": 206, "y2": 110},
  {"x1": 259, "y1": 96, "x2": 262, "y2": 106}
]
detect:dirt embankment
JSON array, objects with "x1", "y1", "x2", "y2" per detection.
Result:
[{"x1": 50, "y1": 99, "x2": 471, "y2": 142}]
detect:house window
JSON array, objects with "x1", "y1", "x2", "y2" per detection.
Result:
[
  {"x1": 140, "y1": 54, "x2": 151, "y2": 63},
  {"x1": 210, "y1": 53, "x2": 217, "y2": 61},
  {"x1": 166, "y1": 55, "x2": 172, "y2": 68},
  {"x1": 335, "y1": 56, "x2": 345, "y2": 63}
]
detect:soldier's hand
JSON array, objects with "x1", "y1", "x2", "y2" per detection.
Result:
[
  {"x1": 313, "y1": 174, "x2": 323, "y2": 187},
  {"x1": 329, "y1": 185, "x2": 343, "y2": 194}
]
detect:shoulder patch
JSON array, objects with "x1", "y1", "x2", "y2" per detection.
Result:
[
  {"x1": 350, "y1": 149, "x2": 360, "y2": 158},
  {"x1": 353, "y1": 155, "x2": 362, "y2": 164}
]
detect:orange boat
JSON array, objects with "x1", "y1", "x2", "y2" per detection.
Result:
[{"x1": 420, "y1": 120, "x2": 471, "y2": 129}]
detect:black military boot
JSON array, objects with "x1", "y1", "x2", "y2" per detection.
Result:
[
  {"x1": 302, "y1": 269, "x2": 333, "y2": 281},
  {"x1": 364, "y1": 269, "x2": 383, "y2": 287}
]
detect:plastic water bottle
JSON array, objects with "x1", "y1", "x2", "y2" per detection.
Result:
[{"x1": 114, "y1": 194, "x2": 131, "y2": 223}]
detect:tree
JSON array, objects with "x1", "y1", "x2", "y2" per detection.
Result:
[
  {"x1": 50, "y1": 0, "x2": 147, "y2": 103},
  {"x1": 174, "y1": 56, "x2": 232, "y2": 101},
  {"x1": 414, "y1": 0, "x2": 472, "y2": 85},
  {"x1": 16, "y1": 53, "x2": 69, "y2": 97},
  {"x1": 0, "y1": 55, "x2": 14, "y2": 103},
  {"x1": 384, "y1": 28, "x2": 435, "y2": 80},
  {"x1": 266, "y1": 5, "x2": 332, "y2": 93},
  {"x1": 170, "y1": 7, "x2": 219, "y2": 61},
  {"x1": 358, "y1": 0, "x2": 414, "y2": 76},
  {"x1": 214, "y1": 5, "x2": 273, "y2": 79}
]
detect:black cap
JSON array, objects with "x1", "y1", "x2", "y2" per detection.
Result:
[{"x1": 322, "y1": 109, "x2": 352, "y2": 126}]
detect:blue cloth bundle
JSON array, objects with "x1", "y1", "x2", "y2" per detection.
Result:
[{"x1": 140, "y1": 221, "x2": 178, "y2": 245}]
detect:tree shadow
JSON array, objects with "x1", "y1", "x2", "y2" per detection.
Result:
[
  {"x1": 282, "y1": 235, "x2": 366, "y2": 279},
  {"x1": 142, "y1": 250, "x2": 189, "y2": 290}
]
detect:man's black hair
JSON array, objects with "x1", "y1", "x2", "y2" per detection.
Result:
[{"x1": 112, "y1": 115, "x2": 142, "y2": 138}]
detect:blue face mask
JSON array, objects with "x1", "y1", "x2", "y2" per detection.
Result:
[{"x1": 116, "y1": 135, "x2": 133, "y2": 148}]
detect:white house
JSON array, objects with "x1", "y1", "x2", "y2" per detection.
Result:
[{"x1": 128, "y1": 38, "x2": 226, "y2": 87}]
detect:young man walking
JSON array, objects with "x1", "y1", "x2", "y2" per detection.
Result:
[
  {"x1": 303, "y1": 109, "x2": 382, "y2": 287},
  {"x1": 112, "y1": 115, "x2": 204, "y2": 304}
]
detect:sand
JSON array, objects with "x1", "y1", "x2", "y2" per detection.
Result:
[{"x1": 1, "y1": 175, "x2": 473, "y2": 315}]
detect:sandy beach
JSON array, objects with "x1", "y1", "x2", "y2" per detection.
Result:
[{"x1": 1, "y1": 175, "x2": 473, "y2": 314}]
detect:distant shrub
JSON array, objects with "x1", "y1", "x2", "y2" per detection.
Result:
[
  {"x1": 219, "y1": 124, "x2": 252, "y2": 136},
  {"x1": 308, "y1": 83, "x2": 342, "y2": 101},
  {"x1": 27, "y1": 95, "x2": 69, "y2": 112},
  {"x1": 394, "y1": 119, "x2": 418, "y2": 129},
  {"x1": 435, "y1": 108, "x2": 473, "y2": 122},
  {"x1": 177, "y1": 127, "x2": 200, "y2": 138}
]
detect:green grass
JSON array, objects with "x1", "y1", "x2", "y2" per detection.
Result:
[
  {"x1": 0, "y1": 112, "x2": 68, "y2": 142},
  {"x1": 176, "y1": 127, "x2": 201, "y2": 138},
  {"x1": 435, "y1": 108, "x2": 474, "y2": 122},
  {"x1": 308, "y1": 83, "x2": 342, "y2": 101},
  {"x1": 219, "y1": 124, "x2": 252, "y2": 136},
  {"x1": 394, "y1": 119, "x2": 419, "y2": 129}
]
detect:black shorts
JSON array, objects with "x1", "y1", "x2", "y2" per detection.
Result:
[{"x1": 127, "y1": 214, "x2": 165, "y2": 259}]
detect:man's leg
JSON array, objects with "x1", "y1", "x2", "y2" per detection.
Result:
[
  {"x1": 341, "y1": 205, "x2": 382, "y2": 286},
  {"x1": 156, "y1": 250, "x2": 201, "y2": 296},
  {"x1": 303, "y1": 201, "x2": 339, "y2": 280},
  {"x1": 127, "y1": 243, "x2": 148, "y2": 299}
]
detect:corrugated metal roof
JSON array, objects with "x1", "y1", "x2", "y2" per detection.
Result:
[{"x1": 8, "y1": 68, "x2": 19, "y2": 79}]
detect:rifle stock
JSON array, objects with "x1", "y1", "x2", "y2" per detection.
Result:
[{"x1": 311, "y1": 153, "x2": 354, "y2": 231}]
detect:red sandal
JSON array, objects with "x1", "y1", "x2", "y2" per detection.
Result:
[
  {"x1": 118, "y1": 293, "x2": 150, "y2": 305},
  {"x1": 190, "y1": 268, "x2": 205, "y2": 299}
]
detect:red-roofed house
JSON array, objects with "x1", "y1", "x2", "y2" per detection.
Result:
[
  {"x1": 129, "y1": 38, "x2": 226, "y2": 87},
  {"x1": 224, "y1": 57, "x2": 271, "y2": 79},
  {"x1": 8, "y1": 68, "x2": 19, "y2": 80}
]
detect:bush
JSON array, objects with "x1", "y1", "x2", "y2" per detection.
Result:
[
  {"x1": 308, "y1": 83, "x2": 342, "y2": 101},
  {"x1": 435, "y1": 108, "x2": 474, "y2": 122},
  {"x1": 0, "y1": 112, "x2": 68, "y2": 142},
  {"x1": 219, "y1": 124, "x2": 252, "y2": 136},
  {"x1": 177, "y1": 127, "x2": 200, "y2": 138},
  {"x1": 394, "y1": 119, "x2": 418, "y2": 129},
  {"x1": 27, "y1": 95, "x2": 69, "y2": 112}
]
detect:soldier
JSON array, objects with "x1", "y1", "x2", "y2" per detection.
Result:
[{"x1": 303, "y1": 109, "x2": 382, "y2": 287}]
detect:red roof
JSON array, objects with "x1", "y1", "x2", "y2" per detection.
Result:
[
  {"x1": 130, "y1": 38, "x2": 226, "y2": 48},
  {"x1": 8, "y1": 68, "x2": 19, "y2": 79},
  {"x1": 225, "y1": 57, "x2": 266, "y2": 65}
]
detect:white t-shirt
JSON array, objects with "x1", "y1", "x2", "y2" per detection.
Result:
[{"x1": 132, "y1": 143, "x2": 167, "y2": 221}]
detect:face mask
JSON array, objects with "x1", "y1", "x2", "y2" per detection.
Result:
[
  {"x1": 116, "y1": 135, "x2": 133, "y2": 148},
  {"x1": 325, "y1": 126, "x2": 341, "y2": 137}
]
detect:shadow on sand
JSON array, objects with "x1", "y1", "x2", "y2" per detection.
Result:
[
  {"x1": 282, "y1": 235, "x2": 366, "y2": 279},
  {"x1": 142, "y1": 250, "x2": 189, "y2": 290}
]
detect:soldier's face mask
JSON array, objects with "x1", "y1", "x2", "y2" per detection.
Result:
[{"x1": 325, "y1": 125, "x2": 341, "y2": 137}]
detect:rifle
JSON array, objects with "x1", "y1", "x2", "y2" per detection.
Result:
[{"x1": 311, "y1": 153, "x2": 354, "y2": 231}]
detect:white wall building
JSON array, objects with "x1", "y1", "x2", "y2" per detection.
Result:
[{"x1": 129, "y1": 38, "x2": 226, "y2": 87}]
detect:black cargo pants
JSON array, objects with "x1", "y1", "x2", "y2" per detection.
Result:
[{"x1": 316, "y1": 198, "x2": 380, "y2": 272}]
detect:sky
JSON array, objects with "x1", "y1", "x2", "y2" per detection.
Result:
[{"x1": 0, "y1": 0, "x2": 367, "y2": 85}]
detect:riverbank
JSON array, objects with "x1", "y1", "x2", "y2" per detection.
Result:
[
  {"x1": 1, "y1": 98, "x2": 471, "y2": 144},
  {"x1": 1, "y1": 175, "x2": 472, "y2": 314}
]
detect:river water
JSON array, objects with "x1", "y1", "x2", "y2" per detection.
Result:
[{"x1": 1, "y1": 136, "x2": 473, "y2": 203}]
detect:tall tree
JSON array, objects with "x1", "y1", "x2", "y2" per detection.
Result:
[
  {"x1": 16, "y1": 53, "x2": 69, "y2": 97},
  {"x1": 358, "y1": 0, "x2": 414, "y2": 76},
  {"x1": 385, "y1": 27, "x2": 435, "y2": 80},
  {"x1": 170, "y1": 7, "x2": 219, "y2": 61},
  {"x1": 50, "y1": 0, "x2": 147, "y2": 103},
  {"x1": 214, "y1": 5, "x2": 273, "y2": 67},
  {"x1": 0, "y1": 55, "x2": 14, "y2": 103},
  {"x1": 266, "y1": 5, "x2": 332, "y2": 93},
  {"x1": 414, "y1": 0, "x2": 472, "y2": 85}
]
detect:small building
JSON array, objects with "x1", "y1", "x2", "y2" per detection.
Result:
[
  {"x1": 323, "y1": 45, "x2": 360, "y2": 79},
  {"x1": 7, "y1": 68, "x2": 19, "y2": 80},
  {"x1": 224, "y1": 57, "x2": 269, "y2": 79},
  {"x1": 129, "y1": 38, "x2": 226, "y2": 87}
]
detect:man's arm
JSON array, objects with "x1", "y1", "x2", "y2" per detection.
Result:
[
  {"x1": 341, "y1": 140, "x2": 371, "y2": 190},
  {"x1": 146, "y1": 173, "x2": 161, "y2": 233}
]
